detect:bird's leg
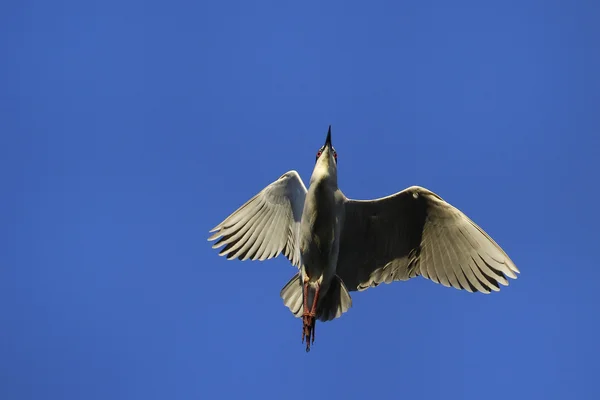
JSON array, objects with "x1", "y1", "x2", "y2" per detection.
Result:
[
  {"x1": 309, "y1": 284, "x2": 320, "y2": 346},
  {"x1": 302, "y1": 281, "x2": 310, "y2": 343},
  {"x1": 310, "y1": 284, "x2": 320, "y2": 318},
  {"x1": 302, "y1": 283, "x2": 321, "y2": 352}
]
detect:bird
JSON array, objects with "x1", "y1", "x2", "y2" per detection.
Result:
[{"x1": 208, "y1": 126, "x2": 519, "y2": 352}]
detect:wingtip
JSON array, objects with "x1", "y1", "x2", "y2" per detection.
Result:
[
  {"x1": 504, "y1": 269, "x2": 518, "y2": 280},
  {"x1": 208, "y1": 231, "x2": 223, "y2": 242},
  {"x1": 488, "y1": 283, "x2": 501, "y2": 292},
  {"x1": 497, "y1": 275, "x2": 510, "y2": 286}
]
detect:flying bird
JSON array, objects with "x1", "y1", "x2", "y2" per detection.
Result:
[{"x1": 208, "y1": 126, "x2": 519, "y2": 352}]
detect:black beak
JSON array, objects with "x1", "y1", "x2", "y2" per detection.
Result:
[{"x1": 325, "y1": 125, "x2": 332, "y2": 149}]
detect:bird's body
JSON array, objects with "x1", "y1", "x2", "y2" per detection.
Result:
[
  {"x1": 300, "y1": 171, "x2": 340, "y2": 285},
  {"x1": 209, "y1": 126, "x2": 519, "y2": 352},
  {"x1": 296, "y1": 139, "x2": 346, "y2": 344}
]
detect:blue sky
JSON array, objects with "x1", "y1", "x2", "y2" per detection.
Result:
[{"x1": 1, "y1": 0, "x2": 599, "y2": 399}]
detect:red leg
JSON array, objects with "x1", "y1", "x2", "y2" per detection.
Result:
[
  {"x1": 301, "y1": 283, "x2": 321, "y2": 352},
  {"x1": 302, "y1": 281, "x2": 309, "y2": 343},
  {"x1": 310, "y1": 284, "x2": 321, "y2": 345},
  {"x1": 310, "y1": 284, "x2": 321, "y2": 316}
]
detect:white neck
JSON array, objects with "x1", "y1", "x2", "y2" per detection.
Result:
[{"x1": 309, "y1": 148, "x2": 337, "y2": 187}]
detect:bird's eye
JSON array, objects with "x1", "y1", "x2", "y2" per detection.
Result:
[
  {"x1": 333, "y1": 151, "x2": 337, "y2": 160},
  {"x1": 316, "y1": 151, "x2": 322, "y2": 158}
]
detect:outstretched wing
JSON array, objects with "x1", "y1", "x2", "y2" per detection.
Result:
[
  {"x1": 336, "y1": 186, "x2": 519, "y2": 293},
  {"x1": 208, "y1": 170, "x2": 307, "y2": 267}
]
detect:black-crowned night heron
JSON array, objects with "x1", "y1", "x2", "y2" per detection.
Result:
[{"x1": 209, "y1": 126, "x2": 519, "y2": 351}]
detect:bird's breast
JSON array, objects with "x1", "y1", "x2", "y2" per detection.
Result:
[{"x1": 300, "y1": 183, "x2": 341, "y2": 281}]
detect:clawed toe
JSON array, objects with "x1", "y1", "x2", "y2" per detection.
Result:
[
  {"x1": 302, "y1": 312, "x2": 317, "y2": 351},
  {"x1": 301, "y1": 281, "x2": 321, "y2": 352}
]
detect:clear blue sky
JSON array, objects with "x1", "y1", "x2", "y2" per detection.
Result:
[{"x1": 1, "y1": 1, "x2": 599, "y2": 399}]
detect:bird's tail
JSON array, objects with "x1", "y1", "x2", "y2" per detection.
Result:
[
  {"x1": 317, "y1": 275, "x2": 352, "y2": 322},
  {"x1": 280, "y1": 273, "x2": 304, "y2": 318},
  {"x1": 280, "y1": 273, "x2": 352, "y2": 321}
]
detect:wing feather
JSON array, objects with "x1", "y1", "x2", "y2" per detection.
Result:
[
  {"x1": 337, "y1": 186, "x2": 518, "y2": 293},
  {"x1": 209, "y1": 170, "x2": 307, "y2": 267}
]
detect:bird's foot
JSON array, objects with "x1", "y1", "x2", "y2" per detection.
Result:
[
  {"x1": 302, "y1": 312, "x2": 316, "y2": 352},
  {"x1": 301, "y1": 280, "x2": 320, "y2": 352}
]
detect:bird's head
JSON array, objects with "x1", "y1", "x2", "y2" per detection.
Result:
[
  {"x1": 315, "y1": 125, "x2": 337, "y2": 164},
  {"x1": 311, "y1": 125, "x2": 338, "y2": 184}
]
